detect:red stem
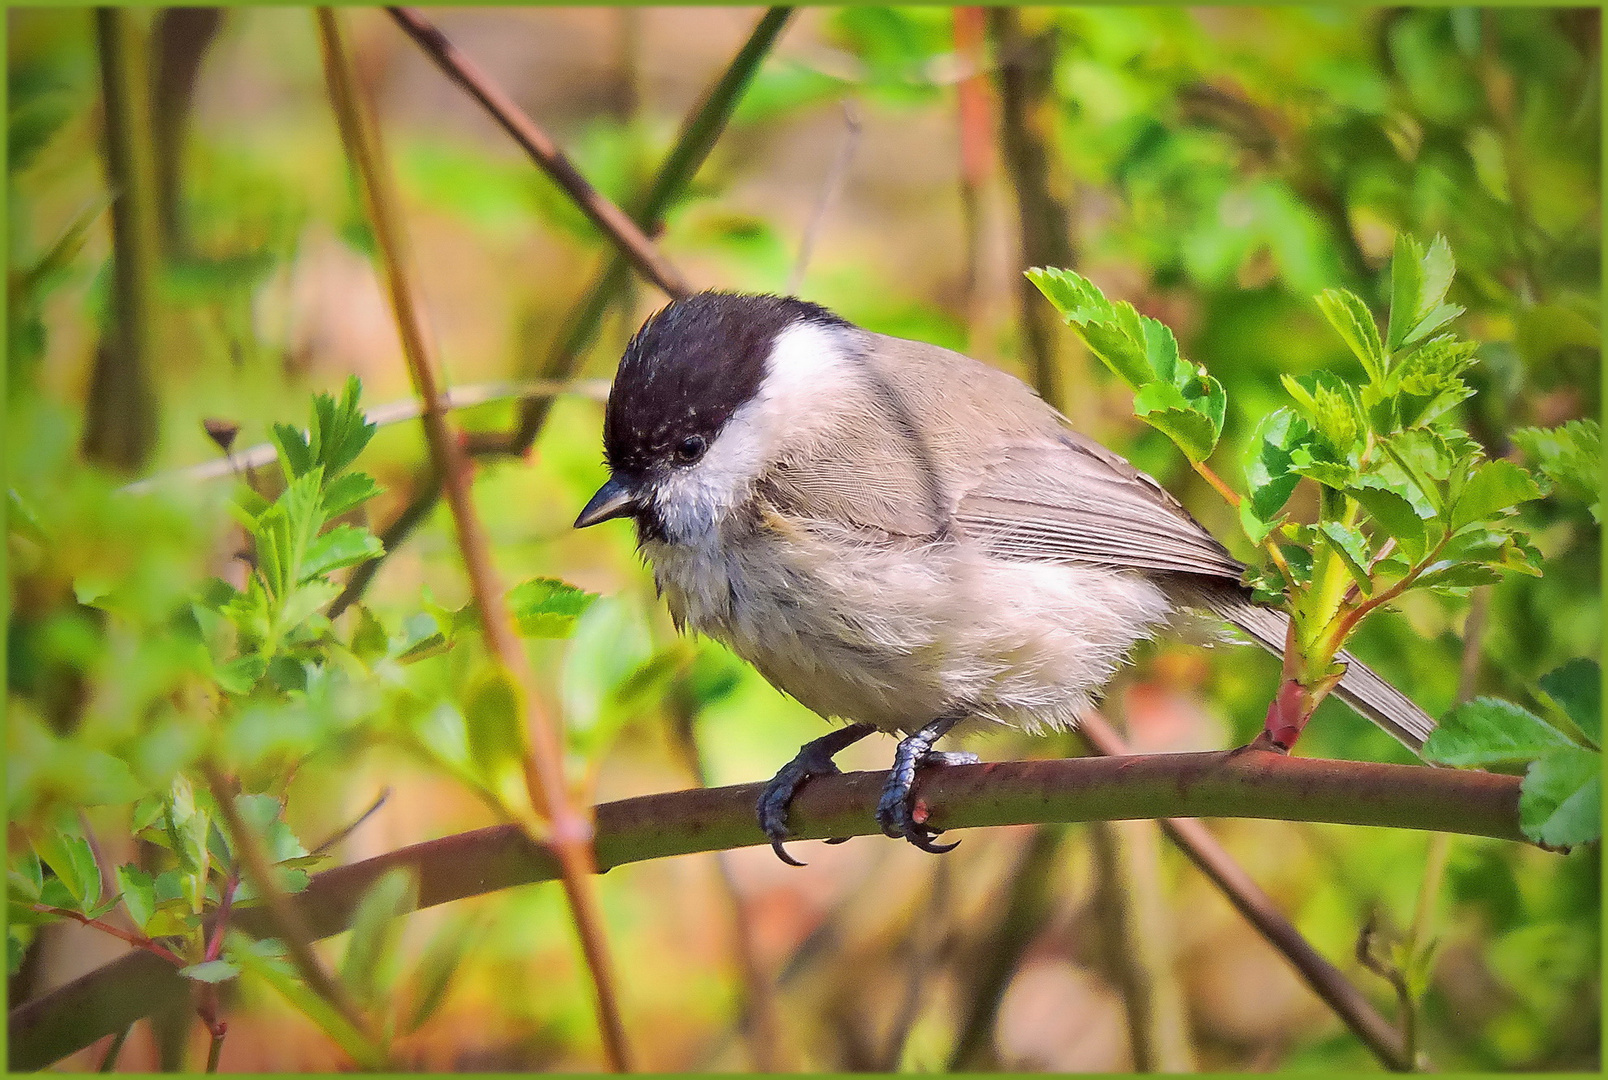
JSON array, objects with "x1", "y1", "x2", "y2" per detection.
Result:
[{"x1": 33, "y1": 905, "x2": 187, "y2": 968}]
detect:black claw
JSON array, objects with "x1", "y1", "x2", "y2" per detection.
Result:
[
  {"x1": 756, "y1": 723, "x2": 877, "y2": 865},
  {"x1": 823, "y1": 835, "x2": 853, "y2": 845},
  {"x1": 770, "y1": 837, "x2": 807, "y2": 867},
  {"x1": 875, "y1": 715, "x2": 972, "y2": 854}
]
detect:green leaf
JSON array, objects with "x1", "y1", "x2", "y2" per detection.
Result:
[
  {"x1": 1316, "y1": 289, "x2": 1385, "y2": 382},
  {"x1": 509, "y1": 577, "x2": 600, "y2": 638},
  {"x1": 1132, "y1": 380, "x2": 1224, "y2": 463},
  {"x1": 9, "y1": 851, "x2": 44, "y2": 902},
  {"x1": 350, "y1": 605, "x2": 390, "y2": 663},
  {"x1": 311, "y1": 377, "x2": 378, "y2": 478},
  {"x1": 1385, "y1": 234, "x2": 1462, "y2": 354},
  {"x1": 1423, "y1": 697, "x2": 1576, "y2": 766},
  {"x1": 403, "y1": 917, "x2": 480, "y2": 1035},
  {"x1": 340, "y1": 867, "x2": 417, "y2": 1010},
  {"x1": 1538, "y1": 659, "x2": 1600, "y2": 746},
  {"x1": 1317, "y1": 522, "x2": 1373, "y2": 594},
  {"x1": 214, "y1": 654, "x2": 268, "y2": 696},
  {"x1": 32, "y1": 828, "x2": 100, "y2": 910},
  {"x1": 1345, "y1": 482, "x2": 1428, "y2": 561},
  {"x1": 271, "y1": 422, "x2": 316, "y2": 481},
  {"x1": 301, "y1": 526, "x2": 384, "y2": 582},
  {"x1": 115, "y1": 865, "x2": 157, "y2": 932},
  {"x1": 1244, "y1": 409, "x2": 1312, "y2": 522},
  {"x1": 1514, "y1": 419, "x2": 1601, "y2": 522},
  {"x1": 322, "y1": 473, "x2": 383, "y2": 520},
  {"x1": 180, "y1": 959, "x2": 241, "y2": 984},
  {"x1": 1520, "y1": 747, "x2": 1601, "y2": 848},
  {"x1": 463, "y1": 666, "x2": 530, "y2": 812},
  {"x1": 1450, "y1": 459, "x2": 1543, "y2": 532},
  {"x1": 231, "y1": 940, "x2": 387, "y2": 1068}
]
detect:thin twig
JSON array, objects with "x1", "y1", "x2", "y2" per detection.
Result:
[
  {"x1": 1077, "y1": 713, "x2": 1415, "y2": 1071},
  {"x1": 311, "y1": 789, "x2": 392, "y2": 855},
  {"x1": 506, "y1": 6, "x2": 794, "y2": 454},
  {"x1": 384, "y1": 7, "x2": 689, "y2": 299},
  {"x1": 315, "y1": 9, "x2": 631, "y2": 1069},
  {"x1": 953, "y1": 6, "x2": 992, "y2": 329},
  {"x1": 97, "y1": 1024, "x2": 133, "y2": 1073},
  {"x1": 876, "y1": 858, "x2": 951, "y2": 1070},
  {"x1": 30, "y1": 906, "x2": 186, "y2": 968},
  {"x1": 785, "y1": 99, "x2": 862, "y2": 296},
  {"x1": 203, "y1": 763, "x2": 379, "y2": 1057},
  {"x1": 118, "y1": 379, "x2": 606, "y2": 494},
  {"x1": 9, "y1": 748, "x2": 1530, "y2": 1070}
]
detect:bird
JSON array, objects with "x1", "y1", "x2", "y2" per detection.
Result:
[{"x1": 574, "y1": 291, "x2": 1435, "y2": 864}]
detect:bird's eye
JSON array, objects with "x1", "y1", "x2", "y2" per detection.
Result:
[{"x1": 674, "y1": 435, "x2": 707, "y2": 463}]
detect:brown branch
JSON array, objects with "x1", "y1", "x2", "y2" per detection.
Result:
[
  {"x1": 315, "y1": 9, "x2": 631, "y2": 1069},
  {"x1": 29, "y1": 906, "x2": 186, "y2": 969},
  {"x1": 786, "y1": 99, "x2": 862, "y2": 296},
  {"x1": 384, "y1": 6, "x2": 689, "y2": 299},
  {"x1": 1077, "y1": 714, "x2": 1415, "y2": 1071},
  {"x1": 10, "y1": 749, "x2": 1526, "y2": 1070}
]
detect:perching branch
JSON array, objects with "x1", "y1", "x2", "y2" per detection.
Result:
[
  {"x1": 9, "y1": 750, "x2": 1525, "y2": 1071},
  {"x1": 383, "y1": 7, "x2": 690, "y2": 299},
  {"x1": 315, "y1": 9, "x2": 631, "y2": 1069}
]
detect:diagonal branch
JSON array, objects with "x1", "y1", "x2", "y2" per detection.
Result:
[
  {"x1": 10, "y1": 750, "x2": 1526, "y2": 1070},
  {"x1": 384, "y1": 6, "x2": 690, "y2": 299},
  {"x1": 1078, "y1": 713, "x2": 1415, "y2": 1070},
  {"x1": 315, "y1": 9, "x2": 631, "y2": 1069}
]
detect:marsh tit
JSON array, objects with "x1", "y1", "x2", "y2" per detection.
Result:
[{"x1": 576, "y1": 292, "x2": 1435, "y2": 864}]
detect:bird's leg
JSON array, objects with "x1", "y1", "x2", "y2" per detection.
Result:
[
  {"x1": 876, "y1": 714, "x2": 977, "y2": 854},
  {"x1": 758, "y1": 722, "x2": 876, "y2": 866}
]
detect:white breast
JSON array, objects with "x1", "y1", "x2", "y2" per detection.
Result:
[{"x1": 645, "y1": 515, "x2": 1177, "y2": 735}]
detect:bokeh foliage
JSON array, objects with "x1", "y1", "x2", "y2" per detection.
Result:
[{"x1": 7, "y1": 5, "x2": 1599, "y2": 1073}]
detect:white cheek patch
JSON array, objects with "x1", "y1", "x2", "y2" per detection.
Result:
[{"x1": 651, "y1": 320, "x2": 859, "y2": 544}]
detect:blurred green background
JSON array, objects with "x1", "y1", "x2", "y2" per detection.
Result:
[{"x1": 7, "y1": 5, "x2": 1599, "y2": 1072}]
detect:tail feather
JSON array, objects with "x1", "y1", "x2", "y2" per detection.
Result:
[{"x1": 1184, "y1": 584, "x2": 1436, "y2": 754}]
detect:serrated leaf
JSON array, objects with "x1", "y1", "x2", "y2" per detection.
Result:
[
  {"x1": 322, "y1": 473, "x2": 383, "y2": 519},
  {"x1": 1132, "y1": 382, "x2": 1223, "y2": 463},
  {"x1": 115, "y1": 865, "x2": 157, "y2": 932},
  {"x1": 1345, "y1": 483, "x2": 1428, "y2": 560},
  {"x1": 1316, "y1": 288, "x2": 1385, "y2": 382},
  {"x1": 271, "y1": 423, "x2": 316, "y2": 481},
  {"x1": 509, "y1": 577, "x2": 600, "y2": 638},
  {"x1": 215, "y1": 654, "x2": 268, "y2": 696},
  {"x1": 1538, "y1": 659, "x2": 1600, "y2": 746},
  {"x1": 1244, "y1": 409, "x2": 1312, "y2": 522},
  {"x1": 1318, "y1": 522, "x2": 1373, "y2": 594},
  {"x1": 1423, "y1": 697, "x2": 1576, "y2": 766},
  {"x1": 1386, "y1": 234, "x2": 1425, "y2": 353},
  {"x1": 32, "y1": 829, "x2": 100, "y2": 910},
  {"x1": 180, "y1": 959, "x2": 241, "y2": 984},
  {"x1": 1514, "y1": 420, "x2": 1602, "y2": 522},
  {"x1": 1450, "y1": 459, "x2": 1543, "y2": 532},
  {"x1": 301, "y1": 526, "x2": 384, "y2": 582},
  {"x1": 1520, "y1": 747, "x2": 1601, "y2": 848}
]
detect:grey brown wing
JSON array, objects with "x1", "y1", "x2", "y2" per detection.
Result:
[{"x1": 954, "y1": 435, "x2": 1246, "y2": 581}]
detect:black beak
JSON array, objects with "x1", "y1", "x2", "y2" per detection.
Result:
[{"x1": 575, "y1": 475, "x2": 641, "y2": 529}]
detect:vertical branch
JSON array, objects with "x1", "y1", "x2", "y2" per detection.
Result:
[
  {"x1": 953, "y1": 6, "x2": 993, "y2": 331},
  {"x1": 314, "y1": 10, "x2": 632, "y2": 1069},
  {"x1": 665, "y1": 688, "x2": 785, "y2": 1072},
  {"x1": 989, "y1": 6, "x2": 1076, "y2": 415},
  {"x1": 508, "y1": 6, "x2": 793, "y2": 454},
  {"x1": 1077, "y1": 711, "x2": 1415, "y2": 1070},
  {"x1": 785, "y1": 100, "x2": 861, "y2": 296},
  {"x1": 1083, "y1": 814, "x2": 1197, "y2": 1071},
  {"x1": 150, "y1": 7, "x2": 224, "y2": 258},
  {"x1": 86, "y1": 7, "x2": 162, "y2": 472},
  {"x1": 947, "y1": 823, "x2": 1067, "y2": 1070}
]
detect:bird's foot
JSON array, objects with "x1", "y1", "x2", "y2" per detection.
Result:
[
  {"x1": 757, "y1": 723, "x2": 875, "y2": 866},
  {"x1": 875, "y1": 721, "x2": 974, "y2": 854}
]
